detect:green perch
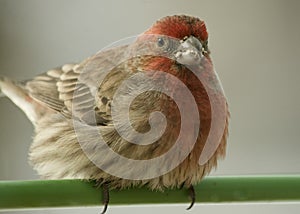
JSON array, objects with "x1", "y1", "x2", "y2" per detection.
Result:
[{"x1": 0, "y1": 175, "x2": 300, "y2": 209}]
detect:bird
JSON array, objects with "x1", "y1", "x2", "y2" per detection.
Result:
[{"x1": 0, "y1": 15, "x2": 229, "y2": 213}]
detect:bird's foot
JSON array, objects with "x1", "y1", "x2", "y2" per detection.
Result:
[
  {"x1": 186, "y1": 185, "x2": 195, "y2": 210},
  {"x1": 100, "y1": 183, "x2": 110, "y2": 214}
]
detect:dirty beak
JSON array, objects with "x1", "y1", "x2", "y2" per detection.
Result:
[{"x1": 174, "y1": 36, "x2": 204, "y2": 66}]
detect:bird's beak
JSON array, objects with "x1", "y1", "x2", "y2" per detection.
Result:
[{"x1": 174, "y1": 36, "x2": 204, "y2": 66}]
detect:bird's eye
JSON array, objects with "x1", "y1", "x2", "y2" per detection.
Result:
[{"x1": 157, "y1": 37, "x2": 165, "y2": 47}]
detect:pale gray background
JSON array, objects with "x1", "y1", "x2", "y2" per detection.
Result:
[{"x1": 0, "y1": 0, "x2": 300, "y2": 213}]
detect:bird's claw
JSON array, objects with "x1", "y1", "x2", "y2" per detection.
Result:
[
  {"x1": 100, "y1": 183, "x2": 110, "y2": 214},
  {"x1": 186, "y1": 185, "x2": 196, "y2": 210}
]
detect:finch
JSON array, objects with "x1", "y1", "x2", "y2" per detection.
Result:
[{"x1": 0, "y1": 15, "x2": 229, "y2": 213}]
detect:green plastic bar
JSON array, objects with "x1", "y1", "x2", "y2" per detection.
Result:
[{"x1": 0, "y1": 175, "x2": 300, "y2": 209}]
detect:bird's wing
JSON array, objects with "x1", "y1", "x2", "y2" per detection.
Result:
[{"x1": 26, "y1": 45, "x2": 129, "y2": 125}]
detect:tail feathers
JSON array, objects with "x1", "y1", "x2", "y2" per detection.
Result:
[
  {"x1": 0, "y1": 89, "x2": 4, "y2": 98},
  {"x1": 0, "y1": 77, "x2": 6, "y2": 98},
  {"x1": 0, "y1": 76, "x2": 48, "y2": 124}
]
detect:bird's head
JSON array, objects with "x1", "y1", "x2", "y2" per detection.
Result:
[{"x1": 143, "y1": 15, "x2": 210, "y2": 67}]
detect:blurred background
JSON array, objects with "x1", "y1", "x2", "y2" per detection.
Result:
[{"x1": 0, "y1": 0, "x2": 300, "y2": 213}]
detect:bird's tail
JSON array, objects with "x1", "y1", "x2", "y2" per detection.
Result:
[
  {"x1": 0, "y1": 89, "x2": 4, "y2": 98},
  {"x1": 0, "y1": 77, "x2": 6, "y2": 98},
  {"x1": 0, "y1": 77, "x2": 22, "y2": 97},
  {"x1": 0, "y1": 76, "x2": 40, "y2": 124},
  {"x1": 0, "y1": 76, "x2": 26, "y2": 99}
]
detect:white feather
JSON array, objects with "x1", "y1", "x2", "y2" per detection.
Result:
[{"x1": 0, "y1": 77, "x2": 38, "y2": 123}]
